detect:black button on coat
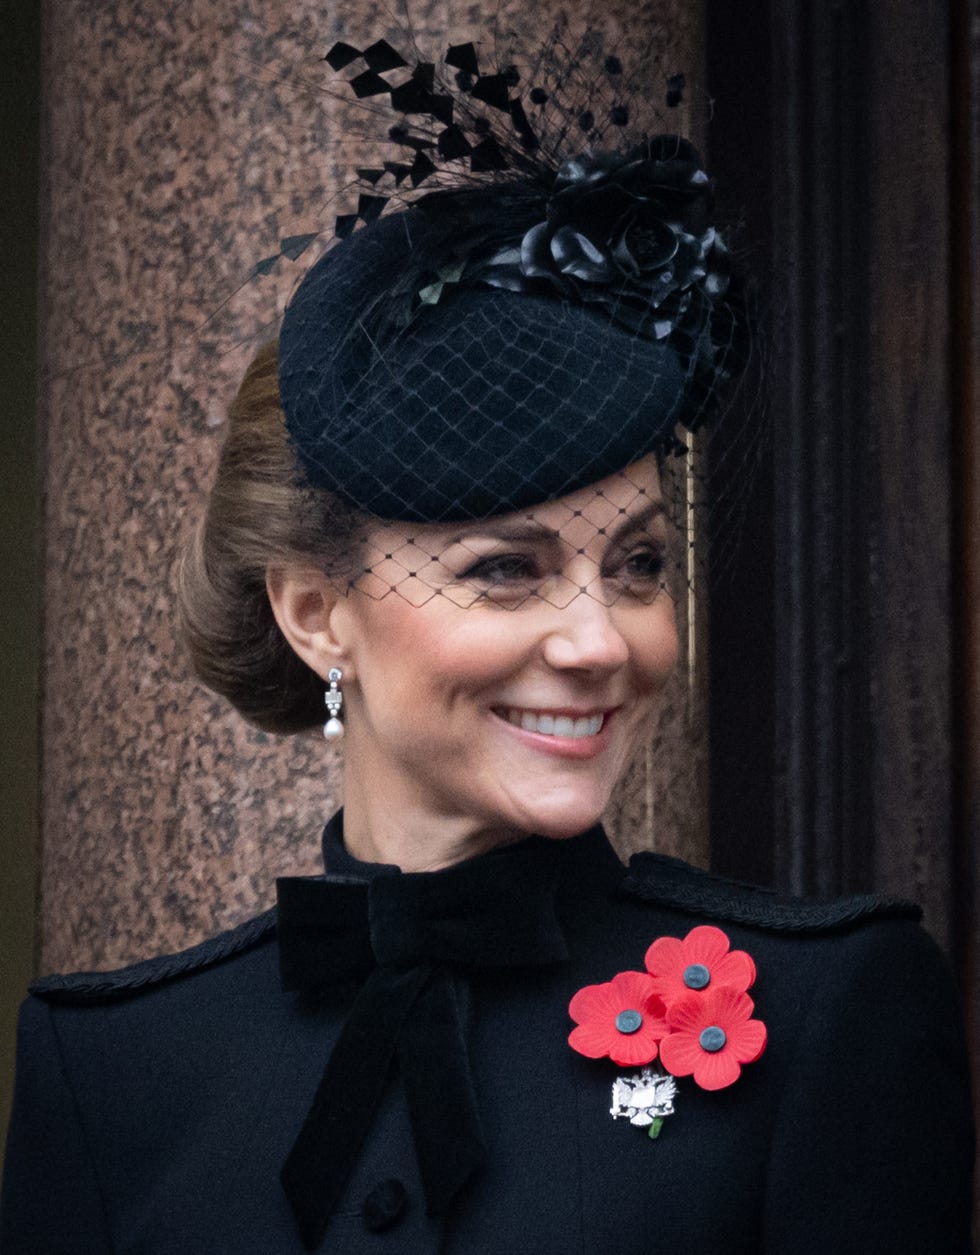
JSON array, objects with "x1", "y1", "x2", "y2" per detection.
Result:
[{"x1": 1, "y1": 823, "x2": 974, "y2": 1253}]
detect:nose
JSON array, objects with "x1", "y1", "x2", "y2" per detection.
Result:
[{"x1": 540, "y1": 591, "x2": 630, "y2": 674}]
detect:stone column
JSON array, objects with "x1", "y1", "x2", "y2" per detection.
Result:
[{"x1": 39, "y1": 0, "x2": 702, "y2": 972}]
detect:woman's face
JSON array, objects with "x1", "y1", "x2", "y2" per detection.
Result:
[{"x1": 329, "y1": 455, "x2": 679, "y2": 851}]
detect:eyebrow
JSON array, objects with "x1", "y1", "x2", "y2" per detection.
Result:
[
  {"x1": 453, "y1": 500, "x2": 667, "y2": 546},
  {"x1": 611, "y1": 500, "x2": 668, "y2": 540}
]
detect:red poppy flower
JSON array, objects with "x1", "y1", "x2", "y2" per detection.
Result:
[
  {"x1": 658, "y1": 985, "x2": 767, "y2": 1091},
  {"x1": 568, "y1": 971, "x2": 669, "y2": 1068},
  {"x1": 644, "y1": 924, "x2": 756, "y2": 1006}
]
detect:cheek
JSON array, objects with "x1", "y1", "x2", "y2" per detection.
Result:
[
  {"x1": 349, "y1": 599, "x2": 534, "y2": 709},
  {"x1": 630, "y1": 599, "x2": 680, "y2": 690}
]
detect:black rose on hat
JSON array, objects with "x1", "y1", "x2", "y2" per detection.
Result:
[{"x1": 483, "y1": 137, "x2": 732, "y2": 341}]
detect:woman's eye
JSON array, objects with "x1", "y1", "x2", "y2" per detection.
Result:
[
  {"x1": 617, "y1": 544, "x2": 667, "y2": 585},
  {"x1": 458, "y1": 552, "x2": 541, "y2": 585}
]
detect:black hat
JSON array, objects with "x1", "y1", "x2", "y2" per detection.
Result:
[{"x1": 278, "y1": 49, "x2": 746, "y2": 523}]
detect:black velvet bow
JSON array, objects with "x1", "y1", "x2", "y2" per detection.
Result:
[{"x1": 276, "y1": 836, "x2": 572, "y2": 1251}]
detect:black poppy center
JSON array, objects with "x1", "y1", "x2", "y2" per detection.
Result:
[
  {"x1": 683, "y1": 963, "x2": 710, "y2": 990},
  {"x1": 699, "y1": 1025, "x2": 726, "y2": 1053},
  {"x1": 615, "y1": 1009, "x2": 643, "y2": 1035}
]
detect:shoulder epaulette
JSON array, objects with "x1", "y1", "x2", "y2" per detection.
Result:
[
  {"x1": 621, "y1": 852, "x2": 922, "y2": 933},
  {"x1": 30, "y1": 907, "x2": 278, "y2": 1005}
]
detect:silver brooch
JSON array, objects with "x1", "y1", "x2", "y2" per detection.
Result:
[{"x1": 610, "y1": 1067, "x2": 677, "y2": 1139}]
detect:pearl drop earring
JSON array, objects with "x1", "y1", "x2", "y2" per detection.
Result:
[{"x1": 323, "y1": 668, "x2": 344, "y2": 740}]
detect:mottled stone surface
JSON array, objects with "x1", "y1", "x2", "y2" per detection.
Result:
[{"x1": 39, "y1": 0, "x2": 703, "y2": 972}]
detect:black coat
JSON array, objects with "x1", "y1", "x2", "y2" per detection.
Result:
[{"x1": 2, "y1": 821, "x2": 974, "y2": 1254}]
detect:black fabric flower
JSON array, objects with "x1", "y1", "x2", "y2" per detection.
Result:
[{"x1": 482, "y1": 138, "x2": 732, "y2": 350}]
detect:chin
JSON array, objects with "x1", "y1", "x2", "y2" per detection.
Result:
[{"x1": 501, "y1": 788, "x2": 611, "y2": 841}]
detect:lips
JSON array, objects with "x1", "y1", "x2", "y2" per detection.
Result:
[{"x1": 498, "y1": 708, "x2": 606, "y2": 739}]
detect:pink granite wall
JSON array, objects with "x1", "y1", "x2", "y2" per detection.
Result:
[{"x1": 38, "y1": 0, "x2": 703, "y2": 973}]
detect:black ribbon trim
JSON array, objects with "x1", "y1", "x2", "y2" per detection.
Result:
[
  {"x1": 399, "y1": 970, "x2": 487, "y2": 1215},
  {"x1": 280, "y1": 963, "x2": 430, "y2": 1251}
]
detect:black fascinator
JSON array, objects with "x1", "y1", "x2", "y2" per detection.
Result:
[{"x1": 277, "y1": 32, "x2": 750, "y2": 523}]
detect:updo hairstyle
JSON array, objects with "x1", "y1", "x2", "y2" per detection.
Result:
[{"x1": 178, "y1": 340, "x2": 360, "y2": 733}]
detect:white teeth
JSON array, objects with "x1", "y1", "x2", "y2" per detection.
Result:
[{"x1": 502, "y1": 709, "x2": 604, "y2": 738}]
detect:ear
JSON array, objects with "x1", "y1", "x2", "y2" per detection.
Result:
[{"x1": 266, "y1": 566, "x2": 356, "y2": 683}]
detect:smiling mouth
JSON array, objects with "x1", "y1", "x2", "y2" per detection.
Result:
[{"x1": 496, "y1": 708, "x2": 607, "y2": 739}]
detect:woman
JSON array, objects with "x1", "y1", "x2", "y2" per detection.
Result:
[{"x1": 2, "y1": 34, "x2": 973, "y2": 1255}]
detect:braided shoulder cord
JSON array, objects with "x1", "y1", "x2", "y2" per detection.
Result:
[
  {"x1": 30, "y1": 907, "x2": 278, "y2": 1004},
  {"x1": 621, "y1": 856, "x2": 922, "y2": 934}
]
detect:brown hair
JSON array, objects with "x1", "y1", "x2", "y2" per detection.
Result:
[{"x1": 178, "y1": 341, "x2": 360, "y2": 733}]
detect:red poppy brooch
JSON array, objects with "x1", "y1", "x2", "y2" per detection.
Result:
[{"x1": 568, "y1": 925, "x2": 767, "y2": 1137}]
